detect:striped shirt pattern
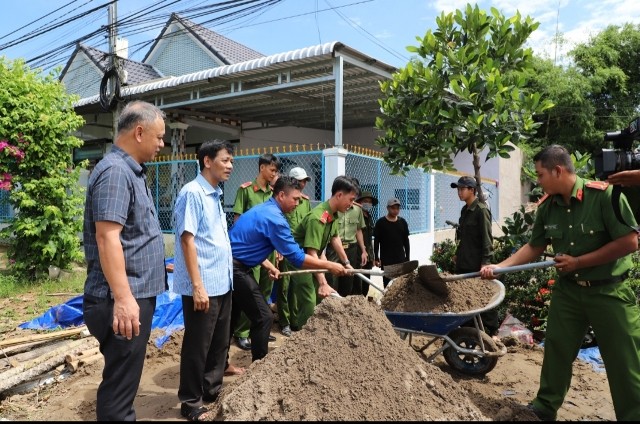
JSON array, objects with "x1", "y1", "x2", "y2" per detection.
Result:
[{"x1": 172, "y1": 174, "x2": 233, "y2": 296}]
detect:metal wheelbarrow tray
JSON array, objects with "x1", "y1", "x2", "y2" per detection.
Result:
[{"x1": 383, "y1": 278, "x2": 507, "y2": 376}]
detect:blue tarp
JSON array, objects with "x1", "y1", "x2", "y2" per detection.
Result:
[{"x1": 19, "y1": 258, "x2": 185, "y2": 348}]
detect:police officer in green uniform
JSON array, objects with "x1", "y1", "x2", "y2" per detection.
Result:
[
  {"x1": 277, "y1": 167, "x2": 312, "y2": 337},
  {"x1": 231, "y1": 153, "x2": 280, "y2": 350},
  {"x1": 356, "y1": 191, "x2": 378, "y2": 297},
  {"x1": 480, "y1": 145, "x2": 640, "y2": 421},
  {"x1": 450, "y1": 175, "x2": 497, "y2": 336},
  {"x1": 325, "y1": 200, "x2": 368, "y2": 297},
  {"x1": 289, "y1": 175, "x2": 358, "y2": 330}
]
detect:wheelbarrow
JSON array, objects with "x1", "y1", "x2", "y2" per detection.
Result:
[{"x1": 383, "y1": 278, "x2": 507, "y2": 376}]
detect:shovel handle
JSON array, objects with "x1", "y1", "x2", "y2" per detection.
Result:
[
  {"x1": 442, "y1": 260, "x2": 556, "y2": 282},
  {"x1": 279, "y1": 269, "x2": 385, "y2": 277},
  {"x1": 354, "y1": 273, "x2": 385, "y2": 294}
]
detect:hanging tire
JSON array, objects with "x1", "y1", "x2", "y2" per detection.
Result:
[{"x1": 443, "y1": 327, "x2": 499, "y2": 375}]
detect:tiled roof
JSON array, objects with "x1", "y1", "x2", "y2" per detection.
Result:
[
  {"x1": 76, "y1": 43, "x2": 163, "y2": 85},
  {"x1": 143, "y1": 13, "x2": 265, "y2": 65}
]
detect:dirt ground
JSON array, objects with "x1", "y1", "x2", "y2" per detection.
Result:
[{"x1": 0, "y1": 274, "x2": 615, "y2": 421}]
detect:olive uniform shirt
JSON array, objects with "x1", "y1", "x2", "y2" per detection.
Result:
[
  {"x1": 335, "y1": 204, "x2": 365, "y2": 246},
  {"x1": 292, "y1": 200, "x2": 339, "y2": 252},
  {"x1": 454, "y1": 197, "x2": 493, "y2": 272},
  {"x1": 233, "y1": 179, "x2": 273, "y2": 215},
  {"x1": 530, "y1": 176, "x2": 636, "y2": 281},
  {"x1": 285, "y1": 194, "x2": 312, "y2": 229},
  {"x1": 360, "y1": 208, "x2": 375, "y2": 263}
]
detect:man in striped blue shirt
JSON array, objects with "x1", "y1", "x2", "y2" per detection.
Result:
[{"x1": 172, "y1": 140, "x2": 234, "y2": 421}]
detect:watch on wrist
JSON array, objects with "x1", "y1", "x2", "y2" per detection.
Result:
[{"x1": 342, "y1": 259, "x2": 350, "y2": 266}]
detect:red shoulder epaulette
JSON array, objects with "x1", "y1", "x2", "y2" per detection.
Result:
[
  {"x1": 240, "y1": 181, "x2": 252, "y2": 189},
  {"x1": 585, "y1": 181, "x2": 609, "y2": 190},
  {"x1": 319, "y1": 210, "x2": 333, "y2": 224},
  {"x1": 536, "y1": 193, "x2": 550, "y2": 206},
  {"x1": 301, "y1": 193, "x2": 309, "y2": 200}
]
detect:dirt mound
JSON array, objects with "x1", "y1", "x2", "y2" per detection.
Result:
[{"x1": 210, "y1": 296, "x2": 489, "y2": 421}]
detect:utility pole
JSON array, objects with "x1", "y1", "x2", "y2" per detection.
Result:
[{"x1": 108, "y1": 1, "x2": 121, "y2": 141}]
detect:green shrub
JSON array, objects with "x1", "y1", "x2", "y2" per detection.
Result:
[
  {"x1": 429, "y1": 239, "x2": 456, "y2": 273},
  {"x1": 0, "y1": 58, "x2": 86, "y2": 279}
]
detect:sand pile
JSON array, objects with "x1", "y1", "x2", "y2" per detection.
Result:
[
  {"x1": 381, "y1": 273, "x2": 500, "y2": 313},
  {"x1": 210, "y1": 295, "x2": 488, "y2": 421}
]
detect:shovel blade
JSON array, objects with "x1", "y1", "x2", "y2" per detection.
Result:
[
  {"x1": 417, "y1": 264, "x2": 449, "y2": 296},
  {"x1": 382, "y1": 260, "x2": 419, "y2": 279}
]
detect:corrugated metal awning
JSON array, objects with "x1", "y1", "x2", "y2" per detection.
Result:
[{"x1": 75, "y1": 42, "x2": 397, "y2": 131}]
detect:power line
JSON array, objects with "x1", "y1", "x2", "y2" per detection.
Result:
[
  {"x1": 0, "y1": 0, "x2": 86, "y2": 41},
  {"x1": 25, "y1": 0, "x2": 284, "y2": 70},
  {"x1": 323, "y1": 0, "x2": 408, "y2": 63},
  {"x1": 0, "y1": 1, "x2": 112, "y2": 51}
]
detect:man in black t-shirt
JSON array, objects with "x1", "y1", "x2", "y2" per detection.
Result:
[{"x1": 373, "y1": 198, "x2": 410, "y2": 288}]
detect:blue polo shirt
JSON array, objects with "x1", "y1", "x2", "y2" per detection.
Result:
[{"x1": 230, "y1": 197, "x2": 306, "y2": 268}]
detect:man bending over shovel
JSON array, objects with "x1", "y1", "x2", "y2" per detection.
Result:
[{"x1": 228, "y1": 176, "x2": 347, "y2": 362}]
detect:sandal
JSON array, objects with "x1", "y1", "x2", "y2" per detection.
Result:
[{"x1": 181, "y1": 404, "x2": 210, "y2": 422}]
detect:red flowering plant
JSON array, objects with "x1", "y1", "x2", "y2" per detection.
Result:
[{"x1": 0, "y1": 136, "x2": 27, "y2": 191}]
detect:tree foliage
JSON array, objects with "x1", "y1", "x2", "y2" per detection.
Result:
[
  {"x1": 524, "y1": 58, "x2": 598, "y2": 153},
  {"x1": 0, "y1": 57, "x2": 86, "y2": 278},
  {"x1": 375, "y1": 3, "x2": 553, "y2": 199},
  {"x1": 570, "y1": 23, "x2": 640, "y2": 135}
]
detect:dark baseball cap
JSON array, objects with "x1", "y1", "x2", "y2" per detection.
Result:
[{"x1": 450, "y1": 176, "x2": 477, "y2": 189}]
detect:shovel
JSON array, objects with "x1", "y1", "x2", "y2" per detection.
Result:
[
  {"x1": 417, "y1": 260, "x2": 556, "y2": 296},
  {"x1": 279, "y1": 260, "x2": 418, "y2": 280}
]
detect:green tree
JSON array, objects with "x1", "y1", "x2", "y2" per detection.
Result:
[
  {"x1": 0, "y1": 57, "x2": 86, "y2": 278},
  {"x1": 570, "y1": 23, "x2": 640, "y2": 135},
  {"x1": 524, "y1": 58, "x2": 598, "y2": 153},
  {"x1": 375, "y1": 3, "x2": 553, "y2": 200}
]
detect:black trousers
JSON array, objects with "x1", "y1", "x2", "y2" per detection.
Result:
[
  {"x1": 83, "y1": 294, "x2": 156, "y2": 421},
  {"x1": 179, "y1": 291, "x2": 232, "y2": 409},
  {"x1": 230, "y1": 260, "x2": 273, "y2": 361}
]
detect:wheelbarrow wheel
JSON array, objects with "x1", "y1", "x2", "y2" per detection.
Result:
[{"x1": 443, "y1": 327, "x2": 499, "y2": 375}]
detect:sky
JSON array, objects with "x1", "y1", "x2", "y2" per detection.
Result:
[{"x1": 1, "y1": 0, "x2": 640, "y2": 74}]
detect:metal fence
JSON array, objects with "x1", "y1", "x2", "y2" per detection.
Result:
[
  {"x1": 0, "y1": 148, "x2": 499, "y2": 235},
  {"x1": 0, "y1": 190, "x2": 14, "y2": 223},
  {"x1": 146, "y1": 147, "x2": 498, "y2": 234}
]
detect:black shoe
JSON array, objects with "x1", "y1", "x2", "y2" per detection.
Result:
[
  {"x1": 268, "y1": 334, "x2": 276, "y2": 341},
  {"x1": 181, "y1": 403, "x2": 209, "y2": 421},
  {"x1": 526, "y1": 403, "x2": 556, "y2": 421},
  {"x1": 235, "y1": 337, "x2": 251, "y2": 350}
]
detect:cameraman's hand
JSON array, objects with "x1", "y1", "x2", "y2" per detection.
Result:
[{"x1": 607, "y1": 170, "x2": 640, "y2": 187}]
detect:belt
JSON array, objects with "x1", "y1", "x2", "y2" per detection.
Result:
[
  {"x1": 232, "y1": 258, "x2": 250, "y2": 270},
  {"x1": 571, "y1": 274, "x2": 626, "y2": 287},
  {"x1": 342, "y1": 242, "x2": 355, "y2": 249}
]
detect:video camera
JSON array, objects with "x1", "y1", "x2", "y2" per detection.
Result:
[{"x1": 594, "y1": 117, "x2": 640, "y2": 180}]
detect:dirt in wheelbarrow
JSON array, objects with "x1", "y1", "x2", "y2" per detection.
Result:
[
  {"x1": 0, "y1": 289, "x2": 613, "y2": 421},
  {"x1": 380, "y1": 273, "x2": 499, "y2": 313}
]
